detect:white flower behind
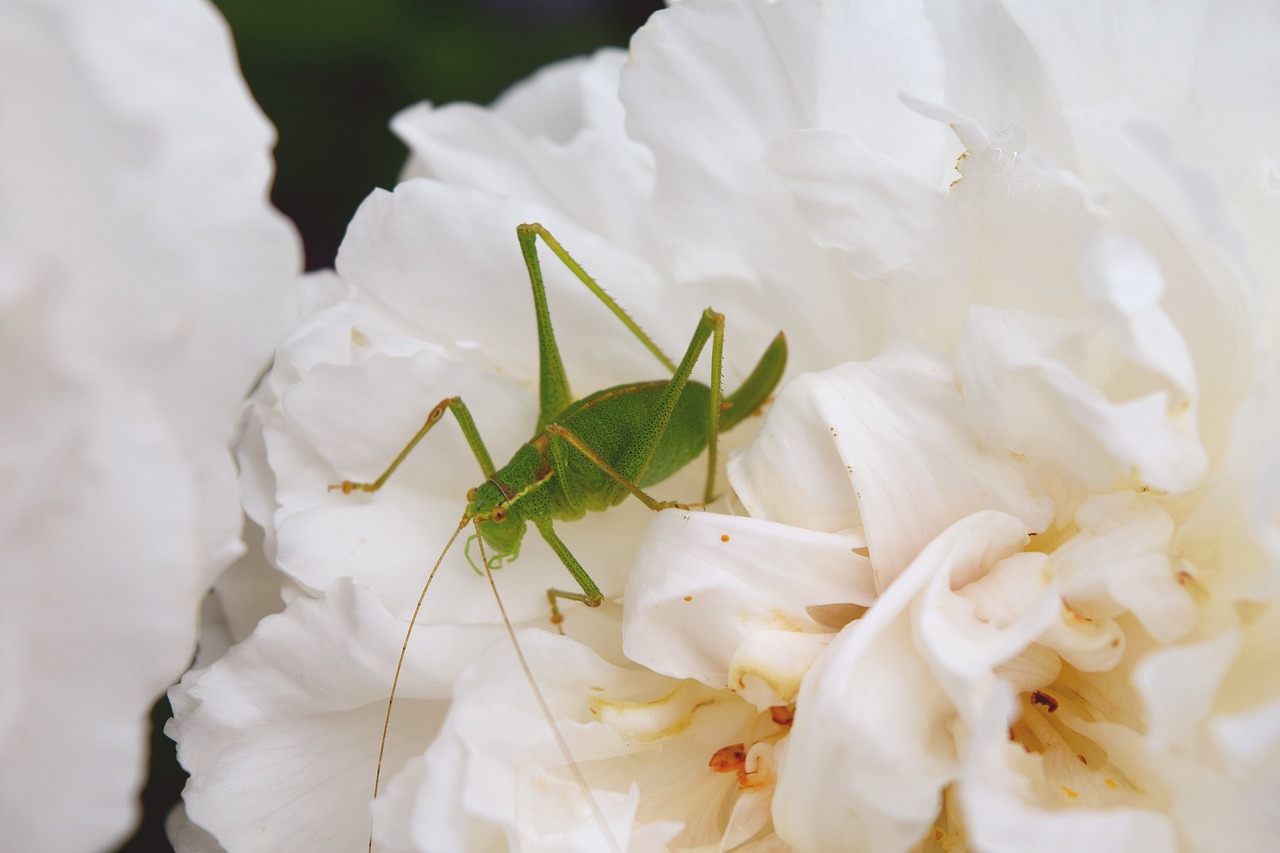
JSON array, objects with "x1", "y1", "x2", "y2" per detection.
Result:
[
  {"x1": 0, "y1": 0, "x2": 299, "y2": 850},
  {"x1": 169, "y1": 0, "x2": 1280, "y2": 851}
]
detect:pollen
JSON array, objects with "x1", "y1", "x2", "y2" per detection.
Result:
[
  {"x1": 720, "y1": 534, "x2": 730, "y2": 543},
  {"x1": 1061, "y1": 786, "x2": 1079, "y2": 799}
]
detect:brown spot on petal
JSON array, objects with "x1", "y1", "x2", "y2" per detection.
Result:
[
  {"x1": 709, "y1": 743, "x2": 747, "y2": 774},
  {"x1": 683, "y1": 595, "x2": 693, "y2": 602},
  {"x1": 769, "y1": 705, "x2": 794, "y2": 727},
  {"x1": 1031, "y1": 691, "x2": 1059, "y2": 713}
]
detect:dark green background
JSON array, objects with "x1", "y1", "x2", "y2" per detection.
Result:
[{"x1": 116, "y1": 1, "x2": 661, "y2": 849}]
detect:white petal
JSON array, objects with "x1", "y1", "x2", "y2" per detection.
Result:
[
  {"x1": 393, "y1": 50, "x2": 657, "y2": 259},
  {"x1": 622, "y1": 0, "x2": 949, "y2": 284},
  {"x1": 1132, "y1": 630, "x2": 1241, "y2": 751},
  {"x1": 398, "y1": 630, "x2": 683, "y2": 852},
  {"x1": 956, "y1": 301, "x2": 1206, "y2": 515},
  {"x1": 728, "y1": 630, "x2": 832, "y2": 710},
  {"x1": 624, "y1": 510, "x2": 874, "y2": 691},
  {"x1": 763, "y1": 129, "x2": 966, "y2": 325},
  {"x1": 1050, "y1": 492, "x2": 1197, "y2": 644},
  {"x1": 774, "y1": 511, "x2": 1034, "y2": 852},
  {"x1": 619, "y1": 0, "x2": 956, "y2": 370},
  {"x1": 1080, "y1": 233, "x2": 1197, "y2": 396},
  {"x1": 732, "y1": 344, "x2": 1052, "y2": 587},
  {"x1": 938, "y1": 120, "x2": 1108, "y2": 331},
  {"x1": 170, "y1": 579, "x2": 481, "y2": 853},
  {"x1": 959, "y1": 688, "x2": 1177, "y2": 853},
  {"x1": 1067, "y1": 103, "x2": 1260, "y2": 453},
  {"x1": 0, "y1": 1, "x2": 298, "y2": 848},
  {"x1": 1, "y1": 385, "x2": 199, "y2": 852},
  {"x1": 918, "y1": 551, "x2": 1063, "y2": 723}
]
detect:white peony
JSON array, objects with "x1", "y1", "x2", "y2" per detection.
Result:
[
  {"x1": 169, "y1": 1, "x2": 1280, "y2": 851},
  {"x1": 0, "y1": 0, "x2": 299, "y2": 850}
]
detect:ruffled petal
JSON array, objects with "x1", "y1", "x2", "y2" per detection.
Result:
[
  {"x1": 394, "y1": 50, "x2": 657, "y2": 259},
  {"x1": 170, "y1": 579, "x2": 485, "y2": 853},
  {"x1": 732, "y1": 344, "x2": 1052, "y2": 587},
  {"x1": 624, "y1": 510, "x2": 873, "y2": 694},
  {"x1": 774, "y1": 511, "x2": 1036, "y2": 852}
]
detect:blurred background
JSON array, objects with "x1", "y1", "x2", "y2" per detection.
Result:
[{"x1": 117, "y1": 0, "x2": 662, "y2": 849}]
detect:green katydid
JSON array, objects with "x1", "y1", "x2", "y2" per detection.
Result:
[{"x1": 332, "y1": 223, "x2": 786, "y2": 845}]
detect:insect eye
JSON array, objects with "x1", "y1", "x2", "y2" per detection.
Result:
[
  {"x1": 492, "y1": 506, "x2": 507, "y2": 523},
  {"x1": 466, "y1": 487, "x2": 477, "y2": 502}
]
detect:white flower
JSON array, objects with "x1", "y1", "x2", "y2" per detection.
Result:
[
  {"x1": 0, "y1": 0, "x2": 299, "y2": 850},
  {"x1": 170, "y1": 0, "x2": 1280, "y2": 851}
]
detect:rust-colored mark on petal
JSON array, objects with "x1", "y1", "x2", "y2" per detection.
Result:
[
  {"x1": 769, "y1": 705, "x2": 794, "y2": 727},
  {"x1": 682, "y1": 595, "x2": 693, "y2": 602},
  {"x1": 709, "y1": 743, "x2": 747, "y2": 774},
  {"x1": 720, "y1": 534, "x2": 730, "y2": 543}
]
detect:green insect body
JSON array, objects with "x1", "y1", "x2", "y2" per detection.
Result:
[{"x1": 468, "y1": 346, "x2": 784, "y2": 582}]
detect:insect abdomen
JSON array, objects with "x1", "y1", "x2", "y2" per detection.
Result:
[{"x1": 549, "y1": 380, "x2": 712, "y2": 513}]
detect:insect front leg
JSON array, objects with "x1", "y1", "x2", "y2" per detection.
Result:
[
  {"x1": 534, "y1": 519, "x2": 604, "y2": 633},
  {"x1": 329, "y1": 396, "x2": 496, "y2": 492}
]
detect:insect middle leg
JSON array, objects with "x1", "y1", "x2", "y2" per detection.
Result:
[{"x1": 535, "y1": 520, "x2": 603, "y2": 632}]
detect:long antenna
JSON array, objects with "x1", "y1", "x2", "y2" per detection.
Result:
[
  {"x1": 474, "y1": 520, "x2": 623, "y2": 853},
  {"x1": 369, "y1": 509, "x2": 472, "y2": 853}
]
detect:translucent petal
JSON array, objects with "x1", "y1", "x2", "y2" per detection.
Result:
[
  {"x1": 624, "y1": 510, "x2": 874, "y2": 691},
  {"x1": 733, "y1": 344, "x2": 1052, "y2": 587}
]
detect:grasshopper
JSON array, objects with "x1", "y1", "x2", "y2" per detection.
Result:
[
  {"x1": 332, "y1": 223, "x2": 786, "y2": 844},
  {"x1": 333, "y1": 223, "x2": 786, "y2": 616}
]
